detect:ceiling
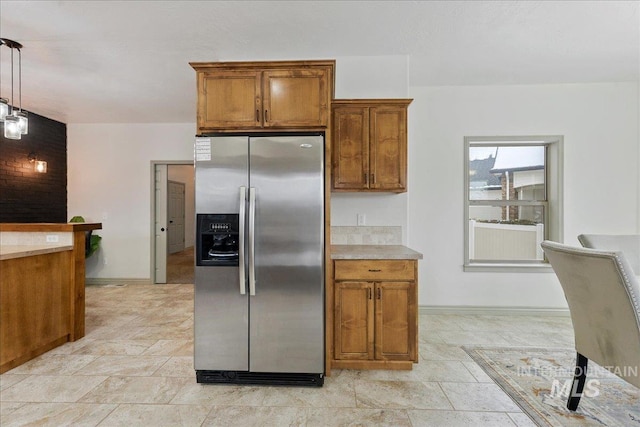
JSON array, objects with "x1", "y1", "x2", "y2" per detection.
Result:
[{"x1": 1, "y1": 1, "x2": 638, "y2": 124}]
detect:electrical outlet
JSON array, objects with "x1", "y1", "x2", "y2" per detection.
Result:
[
  {"x1": 46, "y1": 235, "x2": 59, "y2": 243},
  {"x1": 357, "y1": 214, "x2": 366, "y2": 226}
]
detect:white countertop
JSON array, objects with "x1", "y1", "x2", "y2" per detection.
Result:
[{"x1": 331, "y1": 245, "x2": 423, "y2": 260}]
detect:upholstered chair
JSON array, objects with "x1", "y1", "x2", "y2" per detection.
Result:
[
  {"x1": 541, "y1": 240, "x2": 640, "y2": 411},
  {"x1": 577, "y1": 234, "x2": 640, "y2": 275}
]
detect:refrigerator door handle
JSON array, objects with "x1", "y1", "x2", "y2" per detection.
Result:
[
  {"x1": 238, "y1": 186, "x2": 247, "y2": 295},
  {"x1": 248, "y1": 187, "x2": 256, "y2": 296}
]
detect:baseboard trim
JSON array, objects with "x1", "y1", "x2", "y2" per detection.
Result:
[
  {"x1": 86, "y1": 278, "x2": 152, "y2": 286},
  {"x1": 419, "y1": 305, "x2": 570, "y2": 316}
]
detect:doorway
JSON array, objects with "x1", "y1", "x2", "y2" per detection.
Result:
[{"x1": 151, "y1": 161, "x2": 195, "y2": 284}]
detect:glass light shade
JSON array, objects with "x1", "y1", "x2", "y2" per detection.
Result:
[
  {"x1": 35, "y1": 160, "x2": 47, "y2": 173},
  {"x1": 0, "y1": 99, "x2": 8, "y2": 122},
  {"x1": 14, "y1": 110, "x2": 28, "y2": 134},
  {"x1": 4, "y1": 114, "x2": 21, "y2": 139}
]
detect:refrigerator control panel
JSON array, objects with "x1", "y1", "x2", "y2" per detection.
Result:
[{"x1": 196, "y1": 214, "x2": 239, "y2": 267}]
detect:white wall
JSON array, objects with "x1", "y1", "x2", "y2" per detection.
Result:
[
  {"x1": 68, "y1": 123, "x2": 195, "y2": 279},
  {"x1": 66, "y1": 73, "x2": 639, "y2": 311},
  {"x1": 408, "y1": 82, "x2": 639, "y2": 307},
  {"x1": 331, "y1": 56, "x2": 411, "y2": 241}
]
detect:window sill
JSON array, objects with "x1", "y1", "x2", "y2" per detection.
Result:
[{"x1": 463, "y1": 263, "x2": 555, "y2": 273}]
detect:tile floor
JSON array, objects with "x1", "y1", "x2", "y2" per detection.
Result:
[{"x1": 0, "y1": 283, "x2": 575, "y2": 426}]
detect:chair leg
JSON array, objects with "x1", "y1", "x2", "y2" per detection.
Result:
[{"x1": 567, "y1": 352, "x2": 588, "y2": 411}]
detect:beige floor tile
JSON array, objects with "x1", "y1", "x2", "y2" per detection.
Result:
[
  {"x1": 6, "y1": 353, "x2": 97, "y2": 375},
  {"x1": 355, "y1": 380, "x2": 452, "y2": 409},
  {"x1": 508, "y1": 412, "x2": 538, "y2": 427},
  {"x1": 0, "y1": 374, "x2": 28, "y2": 391},
  {"x1": 154, "y1": 356, "x2": 194, "y2": 378},
  {"x1": 0, "y1": 402, "x2": 116, "y2": 427},
  {"x1": 435, "y1": 330, "x2": 513, "y2": 346},
  {"x1": 419, "y1": 341, "x2": 473, "y2": 361},
  {"x1": 0, "y1": 284, "x2": 575, "y2": 426},
  {"x1": 260, "y1": 380, "x2": 356, "y2": 408},
  {"x1": 143, "y1": 339, "x2": 194, "y2": 356},
  {"x1": 307, "y1": 407, "x2": 412, "y2": 426},
  {"x1": 69, "y1": 339, "x2": 157, "y2": 356},
  {"x1": 201, "y1": 406, "x2": 308, "y2": 427},
  {"x1": 0, "y1": 401, "x2": 25, "y2": 417},
  {"x1": 408, "y1": 409, "x2": 519, "y2": 426},
  {"x1": 440, "y1": 382, "x2": 521, "y2": 412},
  {"x1": 79, "y1": 376, "x2": 191, "y2": 404},
  {"x1": 99, "y1": 403, "x2": 210, "y2": 427},
  {"x1": 356, "y1": 359, "x2": 477, "y2": 383},
  {"x1": 74, "y1": 355, "x2": 170, "y2": 376},
  {"x1": 462, "y1": 360, "x2": 495, "y2": 382},
  {"x1": 1, "y1": 375, "x2": 107, "y2": 402},
  {"x1": 170, "y1": 383, "x2": 267, "y2": 406}
]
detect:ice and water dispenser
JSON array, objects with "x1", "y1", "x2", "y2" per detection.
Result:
[{"x1": 196, "y1": 214, "x2": 240, "y2": 266}]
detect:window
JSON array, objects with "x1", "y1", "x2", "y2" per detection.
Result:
[{"x1": 464, "y1": 136, "x2": 563, "y2": 271}]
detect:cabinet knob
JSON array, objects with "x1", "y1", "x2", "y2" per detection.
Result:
[{"x1": 368, "y1": 269, "x2": 381, "y2": 272}]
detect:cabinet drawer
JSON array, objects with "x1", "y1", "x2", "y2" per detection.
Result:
[{"x1": 334, "y1": 260, "x2": 415, "y2": 281}]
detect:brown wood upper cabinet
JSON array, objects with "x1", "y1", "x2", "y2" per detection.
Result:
[
  {"x1": 332, "y1": 99, "x2": 412, "y2": 192},
  {"x1": 190, "y1": 60, "x2": 335, "y2": 132}
]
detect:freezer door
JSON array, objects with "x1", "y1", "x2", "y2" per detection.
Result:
[
  {"x1": 194, "y1": 136, "x2": 249, "y2": 371},
  {"x1": 249, "y1": 135, "x2": 325, "y2": 373}
]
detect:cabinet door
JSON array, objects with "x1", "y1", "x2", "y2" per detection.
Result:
[
  {"x1": 369, "y1": 107, "x2": 407, "y2": 192},
  {"x1": 197, "y1": 70, "x2": 261, "y2": 130},
  {"x1": 334, "y1": 281, "x2": 374, "y2": 360},
  {"x1": 332, "y1": 106, "x2": 369, "y2": 190},
  {"x1": 374, "y1": 281, "x2": 416, "y2": 361},
  {"x1": 262, "y1": 68, "x2": 329, "y2": 128}
]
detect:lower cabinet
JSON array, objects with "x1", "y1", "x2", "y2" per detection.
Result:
[{"x1": 332, "y1": 259, "x2": 418, "y2": 370}]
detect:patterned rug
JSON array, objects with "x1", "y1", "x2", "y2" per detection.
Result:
[{"x1": 464, "y1": 347, "x2": 640, "y2": 427}]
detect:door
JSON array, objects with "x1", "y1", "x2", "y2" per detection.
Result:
[
  {"x1": 248, "y1": 135, "x2": 325, "y2": 373},
  {"x1": 332, "y1": 106, "x2": 369, "y2": 190},
  {"x1": 369, "y1": 107, "x2": 407, "y2": 191},
  {"x1": 154, "y1": 164, "x2": 168, "y2": 283},
  {"x1": 194, "y1": 136, "x2": 250, "y2": 371},
  {"x1": 334, "y1": 281, "x2": 374, "y2": 360},
  {"x1": 167, "y1": 180, "x2": 185, "y2": 254},
  {"x1": 262, "y1": 69, "x2": 329, "y2": 128},
  {"x1": 198, "y1": 70, "x2": 261, "y2": 129},
  {"x1": 374, "y1": 281, "x2": 415, "y2": 360}
]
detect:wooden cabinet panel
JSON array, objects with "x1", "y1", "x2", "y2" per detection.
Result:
[
  {"x1": 331, "y1": 259, "x2": 418, "y2": 370},
  {"x1": 334, "y1": 282, "x2": 374, "y2": 360},
  {"x1": 334, "y1": 259, "x2": 414, "y2": 281},
  {"x1": 198, "y1": 70, "x2": 261, "y2": 129},
  {"x1": 374, "y1": 282, "x2": 416, "y2": 360},
  {"x1": 1, "y1": 251, "x2": 72, "y2": 372},
  {"x1": 331, "y1": 99, "x2": 411, "y2": 193},
  {"x1": 262, "y1": 69, "x2": 329, "y2": 128},
  {"x1": 191, "y1": 61, "x2": 334, "y2": 132},
  {"x1": 332, "y1": 107, "x2": 369, "y2": 189},
  {"x1": 370, "y1": 107, "x2": 407, "y2": 191}
]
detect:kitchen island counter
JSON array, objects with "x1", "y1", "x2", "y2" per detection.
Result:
[
  {"x1": 0, "y1": 244, "x2": 73, "y2": 261},
  {"x1": 0, "y1": 222, "x2": 101, "y2": 374}
]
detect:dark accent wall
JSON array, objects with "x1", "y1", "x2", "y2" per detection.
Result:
[{"x1": 0, "y1": 111, "x2": 67, "y2": 222}]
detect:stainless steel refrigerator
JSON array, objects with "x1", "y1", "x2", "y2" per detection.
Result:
[{"x1": 194, "y1": 133, "x2": 324, "y2": 386}]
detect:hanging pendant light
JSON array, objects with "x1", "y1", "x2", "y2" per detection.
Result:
[
  {"x1": 0, "y1": 98, "x2": 8, "y2": 121},
  {"x1": 0, "y1": 38, "x2": 27, "y2": 140}
]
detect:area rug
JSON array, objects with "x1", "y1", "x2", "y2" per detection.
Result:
[{"x1": 464, "y1": 346, "x2": 640, "y2": 427}]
